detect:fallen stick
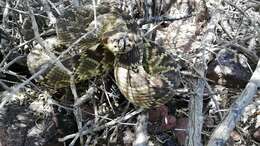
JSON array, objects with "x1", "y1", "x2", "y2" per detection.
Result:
[
  {"x1": 207, "y1": 59, "x2": 260, "y2": 146},
  {"x1": 187, "y1": 66, "x2": 205, "y2": 146}
]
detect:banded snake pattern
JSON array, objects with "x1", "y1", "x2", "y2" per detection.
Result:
[{"x1": 27, "y1": 2, "x2": 181, "y2": 108}]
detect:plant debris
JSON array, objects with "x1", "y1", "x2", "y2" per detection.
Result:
[{"x1": 0, "y1": 0, "x2": 260, "y2": 146}]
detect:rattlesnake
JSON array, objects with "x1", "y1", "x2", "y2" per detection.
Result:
[
  {"x1": 104, "y1": 32, "x2": 181, "y2": 108},
  {"x1": 27, "y1": 3, "x2": 128, "y2": 89},
  {"x1": 27, "y1": 2, "x2": 181, "y2": 108}
]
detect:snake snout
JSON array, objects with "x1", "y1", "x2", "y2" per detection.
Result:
[{"x1": 105, "y1": 32, "x2": 136, "y2": 55}]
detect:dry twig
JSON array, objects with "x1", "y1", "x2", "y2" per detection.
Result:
[{"x1": 187, "y1": 63, "x2": 205, "y2": 146}]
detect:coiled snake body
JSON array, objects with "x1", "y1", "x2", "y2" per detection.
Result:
[
  {"x1": 27, "y1": 3, "x2": 181, "y2": 108},
  {"x1": 104, "y1": 33, "x2": 180, "y2": 108},
  {"x1": 27, "y1": 4, "x2": 128, "y2": 89}
]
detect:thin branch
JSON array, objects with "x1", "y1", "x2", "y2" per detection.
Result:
[
  {"x1": 2, "y1": 0, "x2": 10, "y2": 27},
  {"x1": 92, "y1": 0, "x2": 97, "y2": 29},
  {"x1": 0, "y1": 65, "x2": 48, "y2": 108},
  {"x1": 58, "y1": 109, "x2": 143, "y2": 142},
  {"x1": 46, "y1": 0, "x2": 61, "y2": 15},
  {"x1": 74, "y1": 87, "x2": 96, "y2": 107},
  {"x1": 70, "y1": 74, "x2": 84, "y2": 146},
  {"x1": 2, "y1": 55, "x2": 26, "y2": 70},
  {"x1": 137, "y1": 14, "x2": 193, "y2": 26},
  {"x1": 186, "y1": 63, "x2": 205, "y2": 146},
  {"x1": 41, "y1": 0, "x2": 57, "y2": 25}
]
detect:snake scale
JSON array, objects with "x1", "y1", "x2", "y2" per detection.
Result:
[{"x1": 27, "y1": 2, "x2": 181, "y2": 108}]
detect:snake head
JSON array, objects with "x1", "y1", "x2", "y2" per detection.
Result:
[{"x1": 102, "y1": 32, "x2": 141, "y2": 55}]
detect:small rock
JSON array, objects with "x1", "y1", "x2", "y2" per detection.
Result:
[{"x1": 206, "y1": 49, "x2": 252, "y2": 88}]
